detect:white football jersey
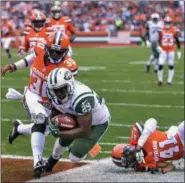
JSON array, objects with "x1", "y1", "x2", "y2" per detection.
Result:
[
  {"x1": 47, "y1": 80, "x2": 110, "y2": 125},
  {"x1": 147, "y1": 20, "x2": 164, "y2": 42}
]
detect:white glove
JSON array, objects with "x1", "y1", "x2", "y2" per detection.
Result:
[
  {"x1": 157, "y1": 46, "x2": 163, "y2": 53},
  {"x1": 177, "y1": 51, "x2": 181, "y2": 60},
  {"x1": 146, "y1": 40, "x2": 151, "y2": 48},
  {"x1": 6, "y1": 88, "x2": 23, "y2": 100}
]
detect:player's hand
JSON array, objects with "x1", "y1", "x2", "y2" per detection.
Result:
[
  {"x1": 146, "y1": 40, "x2": 151, "y2": 48},
  {"x1": 1, "y1": 64, "x2": 17, "y2": 76},
  {"x1": 177, "y1": 51, "x2": 181, "y2": 60},
  {"x1": 48, "y1": 118, "x2": 60, "y2": 137},
  {"x1": 157, "y1": 46, "x2": 163, "y2": 53}
]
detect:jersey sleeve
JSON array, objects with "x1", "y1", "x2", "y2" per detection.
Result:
[
  {"x1": 64, "y1": 17, "x2": 76, "y2": 34},
  {"x1": 63, "y1": 58, "x2": 78, "y2": 76},
  {"x1": 32, "y1": 40, "x2": 46, "y2": 57},
  {"x1": 72, "y1": 92, "x2": 95, "y2": 115}
]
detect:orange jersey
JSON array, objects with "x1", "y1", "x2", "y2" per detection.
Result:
[
  {"x1": 28, "y1": 40, "x2": 78, "y2": 101},
  {"x1": 159, "y1": 26, "x2": 180, "y2": 52},
  {"x1": 23, "y1": 27, "x2": 50, "y2": 52},
  {"x1": 1, "y1": 22, "x2": 13, "y2": 38},
  {"x1": 46, "y1": 16, "x2": 75, "y2": 37},
  {"x1": 139, "y1": 130, "x2": 183, "y2": 168}
]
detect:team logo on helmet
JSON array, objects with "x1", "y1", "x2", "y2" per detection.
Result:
[{"x1": 64, "y1": 71, "x2": 72, "y2": 80}]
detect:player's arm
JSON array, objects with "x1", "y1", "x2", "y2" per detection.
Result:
[
  {"x1": 1, "y1": 54, "x2": 34, "y2": 76},
  {"x1": 143, "y1": 22, "x2": 151, "y2": 47},
  {"x1": 56, "y1": 94, "x2": 95, "y2": 139},
  {"x1": 137, "y1": 118, "x2": 157, "y2": 148},
  {"x1": 175, "y1": 29, "x2": 181, "y2": 60},
  {"x1": 64, "y1": 58, "x2": 78, "y2": 76},
  {"x1": 65, "y1": 18, "x2": 76, "y2": 42},
  {"x1": 157, "y1": 161, "x2": 175, "y2": 173}
]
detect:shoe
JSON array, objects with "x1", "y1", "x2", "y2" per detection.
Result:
[
  {"x1": 154, "y1": 69, "x2": 157, "y2": 73},
  {"x1": 146, "y1": 65, "x2": 150, "y2": 73},
  {"x1": 157, "y1": 81, "x2": 163, "y2": 86},
  {"x1": 166, "y1": 82, "x2": 172, "y2": 86},
  {"x1": 43, "y1": 156, "x2": 59, "y2": 172},
  {"x1": 33, "y1": 161, "x2": 45, "y2": 179},
  {"x1": 9, "y1": 120, "x2": 23, "y2": 144}
]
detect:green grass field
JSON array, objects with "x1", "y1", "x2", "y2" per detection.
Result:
[{"x1": 1, "y1": 46, "x2": 184, "y2": 160}]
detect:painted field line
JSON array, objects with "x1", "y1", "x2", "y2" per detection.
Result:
[
  {"x1": 108, "y1": 103, "x2": 184, "y2": 109},
  {"x1": 1, "y1": 99, "x2": 184, "y2": 109},
  {"x1": 1, "y1": 85, "x2": 183, "y2": 95},
  {"x1": 117, "y1": 136, "x2": 130, "y2": 140},
  {"x1": 1, "y1": 154, "x2": 98, "y2": 164},
  {"x1": 1, "y1": 118, "x2": 171, "y2": 129}
]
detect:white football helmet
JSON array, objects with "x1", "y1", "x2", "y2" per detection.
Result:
[
  {"x1": 47, "y1": 68, "x2": 75, "y2": 104},
  {"x1": 151, "y1": 13, "x2": 160, "y2": 23}
]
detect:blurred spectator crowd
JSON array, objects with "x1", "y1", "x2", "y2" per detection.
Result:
[{"x1": 1, "y1": 1, "x2": 184, "y2": 34}]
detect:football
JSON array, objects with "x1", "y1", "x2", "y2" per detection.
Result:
[{"x1": 51, "y1": 114, "x2": 77, "y2": 131}]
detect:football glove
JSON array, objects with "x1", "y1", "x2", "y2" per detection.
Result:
[
  {"x1": 48, "y1": 118, "x2": 60, "y2": 138},
  {"x1": 1, "y1": 64, "x2": 17, "y2": 76},
  {"x1": 156, "y1": 46, "x2": 163, "y2": 53},
  {"x1": 146, "y1": 40, "x2": 151, "y2": 48},
  {"x1": 177, "y1": 51, "x2": 181, "y2": 60}
]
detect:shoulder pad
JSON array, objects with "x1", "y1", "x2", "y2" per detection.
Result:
[{"x1": 72, "y1": 92, "x2": 95, "y2": 115}]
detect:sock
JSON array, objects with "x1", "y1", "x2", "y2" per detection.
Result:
[
  {"x1": 147, "y1": 55, "x2": 154, "y2": 66},
  {"x1": 52, "y1": 138, "x2": 69, "y2": 160},
  {"x1": 5, "y1": 49, "x2": 12, "y2": 59},
  {"x1": 17, "y1": 123, "x2": 34, "y2": 135},
  {"x1": 154, "y1": 59, "x2": 158, "y2": 70},
  {"x1": 157, "y1": 69, "x2": 163, "y2": 82},
  {"x1": 31, "y1": 132, "x2": 45, "y2": 167},
  {"x1": 167, "y1": 69, "x2": 174, "y2": 83}
]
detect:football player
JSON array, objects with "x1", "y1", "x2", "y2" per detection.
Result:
[
  {"x1": 157, "y1": 16, "x2": 181, "y2": 86},
  {"x1": 111, "y1": 118, "x2": 184, "y2": 173},
  {"x1": 18, "y1": 10, "x2": 50, "y2": 55},
  {"x1": 1, "y1": 30, "x2": 78, "y2": 179},
  {"x1": 46, "y1": 5, "x2": 76, "y2": 56},
  {"x1": 1, "y1": 15, "x2": 15, "y2": 62},
  {"x1": 144, "y1": 13, "x2": 164, "y2": 73},
  {"x1": 42, "y1": 68, "x2": 110, "y2": 174}
]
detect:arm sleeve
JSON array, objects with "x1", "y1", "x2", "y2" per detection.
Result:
[{"x1": 14, "y1": 54, "x2": 34, "y2": 69}]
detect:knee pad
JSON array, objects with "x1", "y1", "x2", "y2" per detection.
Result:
[
  {"x1": 69, "y1": 152, "x2": 87, "y2": 162},
  {"x1": 169, "y1": 65, "x2": 174, "y2": 70},
  {"x1": 31, "y1": 123, "x2": 46, "y2": 134},
  {"x1": 158, "y1": 65, "x2": 163, "y2": 70},
  {"x1": 31, "y1": 113, "x2": 47, "y2": 124}
]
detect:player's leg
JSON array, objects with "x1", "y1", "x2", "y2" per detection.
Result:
[
  {"x1": 3, "y1": 37, "x2": 12, "y2": 63},
  {"x1": 152, "y1": 42, "x2": 160, "y2": 73},
  {"x1": 167, "y1": 51, "x2": 175, "y2": 85},
  {"x1": 67, "y1": 45, "x2": 73, "y2": 57},
  {"x1": 157, "y1": 51, "x2": 166, "y2": 86},
  {"x1": 44, "y1": 138, "x2": 74, "y2": 172},
  {"x1": 146, "y1": 54, "x2": 155, "y2": 72},
  {"x1": 177, "y1": 121, "x2": 184, "y2": 147},
  {"x1": 24, "y1": 89, "x2": 50, "y2": 178},
  {"x1": 69, "y1": 121, "x2": 109, "y2": 162}
]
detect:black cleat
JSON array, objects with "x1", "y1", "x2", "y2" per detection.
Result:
[
  {"x1": 154, "y1": 69, "x2": 158, "y2": 73},
  {"x1": 146, "y1": 65, "x2": 150, "y2": 73},
  {"x1": 44, "y1": 156, "x2": 59, "y2": 172},
  {"x1": 33, "y1": 161, "x2": 45, "y2": 179},
  {"x1": 157, "y1": 81, "x2": 163, "y2": 86},
  {"x1": 9, "y1": 120, "x2": 23, "y2": 144},
  {"x1": 166, "y1": 82, "x2": 172, "y2": 86}
]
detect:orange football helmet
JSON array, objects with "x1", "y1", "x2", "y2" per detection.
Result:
[
  {"x1": 45, "y1": 30, "x2": 69, "y2": 64},
  {"x1": 31, "y1": 10, "x2": 46, "y2": 31},
  {"x1": 51, "y1": 6, "x2": 62, "y2": 19},
  {"x1": 164, "y1": 16, "x2": 172, "y2": 29},
  {"x1": 111, "y1": 143, "x2": 144, "y2": 168}
]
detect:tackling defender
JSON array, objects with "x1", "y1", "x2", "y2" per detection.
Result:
[
  {"x1": 1, "y1": 30, "x2": 78, "y2": 179},
  {"x1": 111, "y1": 118, "x2": 184, "y2": 173}
]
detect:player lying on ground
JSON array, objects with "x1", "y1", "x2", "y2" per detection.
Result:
[
  {"x1": 41, "y1": 68, "x2": 111, "y2": 174},
  {"x1": 111, "y1": 118, "x2": 184, "y2": 173},
  {"x1": 1, "y1": 30, "x2": 78, "y2": 179}
]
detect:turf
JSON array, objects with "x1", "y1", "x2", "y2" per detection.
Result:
[{"x1": 1, "y1": 46, "x2": 184, "y2": 160}]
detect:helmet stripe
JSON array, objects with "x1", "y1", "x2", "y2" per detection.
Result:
[
  {"x1": 54, "y1": 30, "x2": 63, "y2": 45},
  {"x1": 54, "y1": 68, "x2": 60, "y2": 84}
]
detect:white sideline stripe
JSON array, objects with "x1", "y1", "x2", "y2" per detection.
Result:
[
  {"x1": 2, "y1": 77, "x2": 184, "y2": 85},
  {"x1": 1, "y1": 154, "x2": 98, "y2": 164},
  {"x1": 1, "y1": 85, "x2": 183, "y2": 95},
  {"x1": 97, "y1": 88, "x2": 184, "y2": 95},
  {"x1": 0, "y1": 118, "x2": 171, "y2": 129},
  {"x1": 1, "y1": 99, "x2": 183, "y2": 109},
  {"x1": 117, "y1": 136, "x2": 130, "y2": 140},
  {"x1": 108, "y1": 103, "x2": 184, "y2": 109}
]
